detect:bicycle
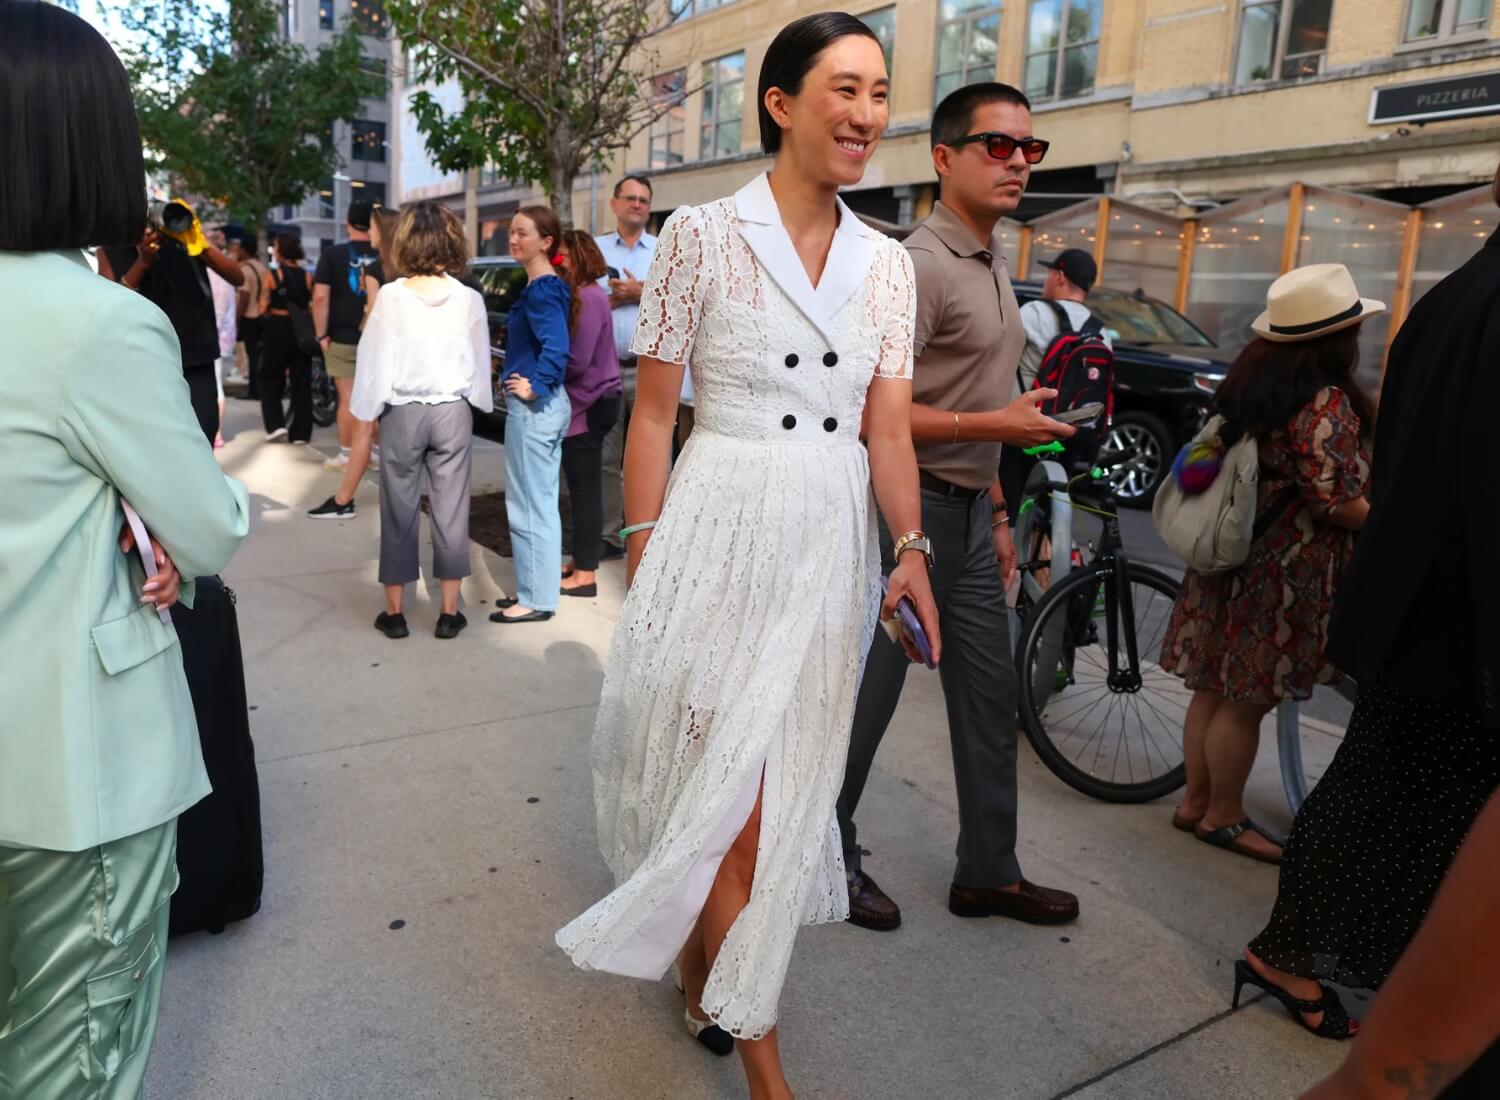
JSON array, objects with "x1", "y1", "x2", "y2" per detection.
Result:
[{"x1": 1010, "y1": 443, "x2": 1190, "y2": 803}]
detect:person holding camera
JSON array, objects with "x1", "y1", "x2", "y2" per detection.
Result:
[{"x1": 98, "y1": 201, "x2": 243, "y2": 446}]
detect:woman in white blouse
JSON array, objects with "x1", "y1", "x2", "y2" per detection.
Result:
[
  {"x1": 556, "y1": 15, "x2": 936, "y2": 1099},
  {"x1": 307, "y1": 202, "x2": 492, "y2": 640}
]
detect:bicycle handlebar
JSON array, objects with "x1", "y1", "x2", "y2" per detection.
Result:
[{"x1": 1022, "y1": 441, "x2": 1067, "y2": 457}]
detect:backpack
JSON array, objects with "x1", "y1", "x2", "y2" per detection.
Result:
[
  {"x1": 1032, "y1": 300, "x2": 1115, "y2": 463},
  {"x1": 1151, "y1": 416, "x2": 1297, "y2": 573}
]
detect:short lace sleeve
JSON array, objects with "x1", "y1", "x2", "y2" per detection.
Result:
[
  {"x1": 873, "y1": 242, "x2": 915, "y2": 380},
  {"x1": 630, "y1": 206, "x2": 707, "y2": 366},
  {"x1": 1291, "y1": 386, "x2": 1368, "y2": 516}
]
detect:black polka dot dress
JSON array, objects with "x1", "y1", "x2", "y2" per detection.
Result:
[{"x1": 1249, "y1": 676, "x2": 1500, "y2": 990}]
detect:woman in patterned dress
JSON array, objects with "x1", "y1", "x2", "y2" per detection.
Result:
[
  {"x1": 555, "y1": 14, "x2": 938, "y2": 1100},
  {"x1": 1159, "y1": 264, "x2": 1378, "y2": 865}
]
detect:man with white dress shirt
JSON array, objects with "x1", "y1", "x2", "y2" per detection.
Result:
[{"x1": 595, "y1": 174, "x2": 659, "y2": 556}]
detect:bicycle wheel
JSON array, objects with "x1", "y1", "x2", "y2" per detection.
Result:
[{"x1": 1017, "y1": 560, "x2": 1188, "y2": 803}]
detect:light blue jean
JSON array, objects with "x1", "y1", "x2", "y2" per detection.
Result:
[{"x1": 504, "y1": 388, "x2": 570, "y2": 611}]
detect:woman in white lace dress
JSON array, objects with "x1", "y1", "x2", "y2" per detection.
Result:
[{"x1": 555, "y1": 15, "x2": 937, "y2": 1098}]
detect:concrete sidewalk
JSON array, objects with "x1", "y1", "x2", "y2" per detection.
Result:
[{"x1": 145, "y1": 402, "x2": 1350, "y2": 1100}]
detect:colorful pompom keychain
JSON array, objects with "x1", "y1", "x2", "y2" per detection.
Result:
[{"x1": 1172, "y1": 436, "x2": 1225, "y2": 496}]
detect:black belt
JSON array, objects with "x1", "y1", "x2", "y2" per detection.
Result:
[{"x1": 919, "y1": 470, "x2": 988, "y2": 500}]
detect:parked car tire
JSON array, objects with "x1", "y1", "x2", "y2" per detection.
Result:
[{"x1": 1100, "y1": 409, "x2": 1172, "y2": 508}]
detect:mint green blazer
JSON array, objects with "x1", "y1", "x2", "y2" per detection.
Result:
[{"x1": 0, "y1": 250, "x2": 250, "y2": 852}]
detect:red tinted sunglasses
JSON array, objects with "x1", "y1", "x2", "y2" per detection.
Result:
[{"x1": 949, "y1": 131, "x2": 1050, "y2": 165}]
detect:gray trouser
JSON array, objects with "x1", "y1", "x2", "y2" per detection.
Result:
[
  {"x1": 599, "y1": 363, "x2": 638, "y2": 551},
  {"x1": 378, "y1": 400, "x2": 473, "y2": 586},
  {"x1": 838, "y1": 491, "x2": 1023, "y2": 889}
]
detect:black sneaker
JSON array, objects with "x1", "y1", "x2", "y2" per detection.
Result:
[
  {"x1": 435, "y1": 611, "x2": 467, "y2": 640},
  {"x1": 374, "y1": 612, "x2": 409, "y2": 639},
  {"x1": 308, "y1": 496, "x2": 355, "y2": 520}
]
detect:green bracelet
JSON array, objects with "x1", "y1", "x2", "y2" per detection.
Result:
[{"x1": 619, "y1": 521, "x2": 658, "y2": 539}]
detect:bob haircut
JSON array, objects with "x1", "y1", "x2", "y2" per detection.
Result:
[
  {"x1": 391, "y1": 201, "x2": 469, "y2": 277},
  {"x1": 757, "y1": 12, "x2": 881, "y2": 156},
  {"x1": 0, "y1": 1, "x2": 147, "y2": 251}
]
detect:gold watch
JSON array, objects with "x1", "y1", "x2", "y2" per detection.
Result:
[{"x1": 893, "y1": 531, "x2": 934, "y2": 569}]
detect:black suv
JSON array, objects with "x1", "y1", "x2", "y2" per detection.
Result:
[
  {"x1": 1011, "y1": 281, "x2": 1229, "y2": 507},
  {"x1": 466, "y1": 255, "x2": 530, "y2": 441}
]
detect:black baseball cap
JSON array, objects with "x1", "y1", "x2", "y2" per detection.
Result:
[
  {"x1": 1040, "y1": 248, "x2": 1097, "y2": 293},
  {"x1": 346, "y1": 199, "x2": 373, "y2": 231}
]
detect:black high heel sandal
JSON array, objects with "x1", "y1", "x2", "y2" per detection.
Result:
[{"x1": 1232, "y1": 959, "x2": 1358, "y2": 1040}]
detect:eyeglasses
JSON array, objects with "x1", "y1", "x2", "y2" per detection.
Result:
[{"x1": 947, "y1": 131, "x2": 1050, "y2": 165}]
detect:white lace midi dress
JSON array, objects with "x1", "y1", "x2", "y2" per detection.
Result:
[{"x1": 555, "y1": 173, "x2": 915, "y2": 1040}]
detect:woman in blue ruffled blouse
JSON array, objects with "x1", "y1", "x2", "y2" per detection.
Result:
[{"x1": 494, "y1": 205, "x2": 573, "y2": 624}]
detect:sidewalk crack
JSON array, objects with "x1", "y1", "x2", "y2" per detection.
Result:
[
  {"x1": 1044, "y1": 994, "x2": 1266, "y2": 1099},
  {"x1": 256, "y1": 701, "x2": 598, "y2": 765}
]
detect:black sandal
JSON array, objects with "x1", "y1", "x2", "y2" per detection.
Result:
[
  {"x1": 1195, "y1": 818, "x2": 1284, "y2": 864},
  {"x1": 1232, "y1": 959, "x2": 1358, "y2": 1040}
]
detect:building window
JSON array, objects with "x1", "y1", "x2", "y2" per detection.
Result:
[
  {"x1": 350, "y1": 0, "x2": 387, "y2": 36},
  {"x1": 1234, "y1": 0, "x2": 1331, "y2": 84},
  {"x1": 350, "y1": 180, "x2": 386, "y2": 208},
  {"x1": 282, "y1": 0, "x2": 296, "y2": 35},
  {"x1": 648, "y1": 70, "x2": 687, "y2": 170},
  {"x1": 1024, "y1": 0, "x2": 1101, "y2": 102},
  {"x1": 350, "y1": 119, "x2": 387, "y2": 162},
  {"x1": 1404, "y1": 0, "x2": 1491, "y2": 42},
  {"x1": 860, "y1": 7, "x2": 898, "y2": 78},
  {"x1": 671, "y1": 0, "x2": 728, "y2": 19},
  {"x1": 700, "y1": 52, "x2": 744, "y2": 161},
  {"x1": 935, "y1": 0, "x2": 1002, "y2": 104},
  {"x1": 318, "y1": 181, "x2": 335, "y2": 220},
  {"x1": 281, "y1": 204, "x2": 297, "y2": 221},
  {"x1": 318, "y1": 0, "x2": 334, "y2": 30}
]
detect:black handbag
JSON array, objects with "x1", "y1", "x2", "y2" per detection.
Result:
[{"x1": 275, "y1": 268, "x2": 321, "y2": 357}]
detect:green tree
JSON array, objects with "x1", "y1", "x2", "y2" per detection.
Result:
[
  {"x1": 387, "y1": 0, "x2": 689, "y2": 222},
  {"x1": 115, "y1": 0, "x2": 383, "y2": 251}
]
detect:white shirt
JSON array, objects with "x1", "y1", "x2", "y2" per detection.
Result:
[
  {"x1": 208, "y1": 269, "x2": 237, "y2": 358},
  {"x1": 1016, "y1": 298, "x2": 1113, "y2": 395},
  {"x1": 349, "y1": 276, "x2": 494, "y2": 422}
]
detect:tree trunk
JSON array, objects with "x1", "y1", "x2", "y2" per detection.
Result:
[{"x1": 546, "y1": 127, "x2": 579, "y2": 229}]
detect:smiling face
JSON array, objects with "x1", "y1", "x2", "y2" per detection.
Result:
[
  {"x1": 508, "y1": 212, "x2": 550, "y2": 264},
  {"x1": 934, "y1": 101, "x2": 1035, "y2": 221},
  {"x1": 764, "y1": 34, "x2": 889, "y2": 189}
]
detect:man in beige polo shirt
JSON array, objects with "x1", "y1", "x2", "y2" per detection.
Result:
[{"x1": 839, "y1": 83, "x2": 1081, "y2": 930}]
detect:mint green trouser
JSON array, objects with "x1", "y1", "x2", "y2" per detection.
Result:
[{"x1": 0, "y1": 821, "x2": 177, "y2": 1100}]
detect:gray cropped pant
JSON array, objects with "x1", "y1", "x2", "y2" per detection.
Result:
[{"x1": 378, "y1": 399, "x2": 473, "y2": 586}]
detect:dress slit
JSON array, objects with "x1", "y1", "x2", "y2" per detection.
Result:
[{"x1": 587, "y1": 749, "x2": 769, "y2": 981}]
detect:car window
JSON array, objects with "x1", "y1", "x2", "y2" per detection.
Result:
[
  {"x1": 469, "y1": 264, "x2": 529, "y2": 351},
  {"x1": 1085, "y1": 291, "x2": 1214, "y2": 348}
]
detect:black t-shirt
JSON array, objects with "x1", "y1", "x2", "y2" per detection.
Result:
[
  {"x1": 313, "y1": 240, "x2": 379, "y2": 344},
  {"x1": 104, "y1": 240, "x2": 220, "y2": 368}
]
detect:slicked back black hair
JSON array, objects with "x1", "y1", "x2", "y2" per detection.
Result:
[
  {"x1": 758, "y1": 12, "x2": 881, "y2": 155},
  {"x1": 0, "y1": 1, "x2": 148, "y2": 251}
]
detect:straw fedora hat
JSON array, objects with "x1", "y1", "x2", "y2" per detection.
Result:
[{"x1": 1251, "y1": 263, "x2": 1385, "y2": 343}]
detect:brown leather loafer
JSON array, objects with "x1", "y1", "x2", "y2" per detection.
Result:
[
  {"x1": 847, "y1": 870, "x2": 901, "y2": 931},
  {"x1": 949, "y1": 879, "x2": 1080, "y2": 925}
]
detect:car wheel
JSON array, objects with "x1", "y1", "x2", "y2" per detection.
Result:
[{"x1": 1100, "y1": 410, "x2": 1171, "y2": 508}]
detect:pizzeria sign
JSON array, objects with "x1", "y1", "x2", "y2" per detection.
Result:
[{"x1": 1370, "y1": 70, "x2": 1500, "y2": 125}]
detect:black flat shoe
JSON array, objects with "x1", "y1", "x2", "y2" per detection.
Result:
[
  {"x1": 600, "y1": 543, "x2": 625, "y2": 561},
  {"x1": 374, "y1": 611, "x2": 409, "y2": 639},
  {"x1": 493, "y1": 597, "x2": 520, "y2": 610},
  {"x1": 488, "y1": 609, "x2": 554, "y2": 624},
  {"x1": 434, "y1": 611, "x2": 467, "y2": 639},
  {"x1": 1232, "y1": 959, "x2": 1358, "y2": 1040},
  {"x1": 560, "y1": 584, "x2": 598, "y2": 598},
  {"x1": 684, "y1": 1010, "x2": 735, "y2": 1057}
]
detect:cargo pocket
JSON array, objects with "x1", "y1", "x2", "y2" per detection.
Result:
[
  {"x1": 84, "y1": 931, "x2": 161, "y2": 1081},
  {"x1": 90, "y1": 606, "x2": 178, "y2": 676}
]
